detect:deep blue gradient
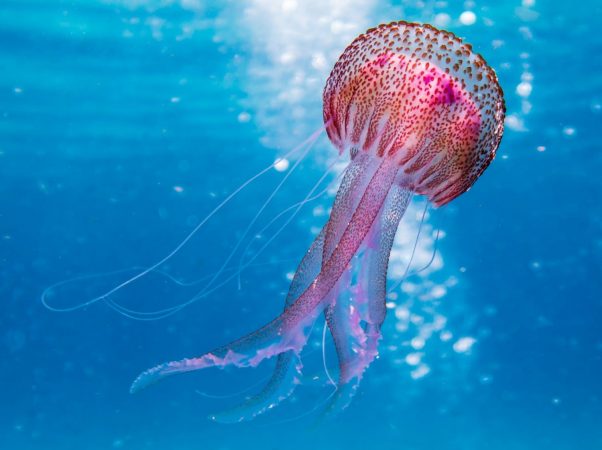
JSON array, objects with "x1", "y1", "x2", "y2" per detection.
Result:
[{"x1": 2, "y1": 1, "x2": 601, "y2": 449}]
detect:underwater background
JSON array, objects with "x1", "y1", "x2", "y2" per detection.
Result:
[{"x1": 2, "y1": 0, "x2": 601, "y2": 449}]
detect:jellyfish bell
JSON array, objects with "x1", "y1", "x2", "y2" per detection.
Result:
[{"x1": 324, "y1": 22, "x2": 505, "y2": 206}]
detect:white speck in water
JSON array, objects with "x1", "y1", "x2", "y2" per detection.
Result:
[
  {"x1": 395, "y1": 306, "x2": 410, "y2": 321},
  {"x1": 459, "y1": 11, "x2": 477, "y2": 26},
  {"x1": 170, "y1": 96, "x2": 180, "y2": 103},
  {"x1": 281, "y1": 0, "x2": 297, "y2": 13},
  {"x1": 311, "y1": 52, "x2": 327, "y2": 70},
  {"x1": 516, "y1": 82, "x2": 532, "y2": 98},
  {"x1": 411, "y1": 337, "x2": 425, "y2": 350},
  {"x1": 395, "y1": 322, "x2": 408, "y2": 332},
  {"x1": 410, "y1": 314, "x2": 424, "y2": 326},
  {"x1": 479, "y1": 374, "x2": 493, "y2": 385},
  {"x1": 14, "y1": 87, "x2": 23, "y2": 94},
  {"x1": 433, "y1": 315, "x2": 447, "y2": 330},
  {"x1": 312, "y1": 205, "x2": 325, "y2": 217},
  {"x1": 405, "y1": 352, "x2": 422, "y2": 366},
  {"x1": 279, "y1": 51, "x2": 296, "y2": 64},
  {"x1": 410, "y1": 363, "x2": 431, "y2": 379},
  {"x1": 173, "y1": 186, "x2": 184, "y2": 193},
  {"x1": 562, "y1": 126, "x2": 576, "y2": 137},
  {"x1": 433, "y1": 13, "x2": 451, "y2": 27},
  {"x1": 237, "y1": 111, "x2": 251, "y2": 123},
  {"x1": 440, "y1": 330, "x2": 453, "y2": 342},
  {"x1": 453, "y1": 337, "x2": 476, "y2": 353},
  {"x1": 521, "y1": 71, "x2": 534, "y2": 82},
  {"x1": 505, "y1": 114, "x2": 527, "y2": 132},
  {"x1": 430, "y1": 285, "x2": 447, "y2": 299},
  {"x1": 274, "y1": 158, "x2": 289, "y2": 172}
]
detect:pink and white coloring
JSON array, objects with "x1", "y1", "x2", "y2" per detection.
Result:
[{"x1": 129, "y1": 21, "x2": 505, "y2": 422}]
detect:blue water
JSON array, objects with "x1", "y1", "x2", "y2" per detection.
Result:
[{"x1": 2, "y1": 1, "x2": 601, "y2": 449}]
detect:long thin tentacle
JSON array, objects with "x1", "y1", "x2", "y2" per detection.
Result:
[
  {"x1": 200, "y1": 135, "x2": 317, "y2": 299},
  {"x1": 107, "y1": 156, "x2": 339, "y2": 322},
  {"x1": 41, "y1": 127, "x2": 325, "y2": 315}
]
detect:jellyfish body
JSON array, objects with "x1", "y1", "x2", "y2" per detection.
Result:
[{"x1": 130, "y1": 21, "x2": 505, "y2": 421}]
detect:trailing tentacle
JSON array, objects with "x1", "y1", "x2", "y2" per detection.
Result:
[
  {"x1": 324, "y1": 183, "x2": 410, "y2": 416},
  {"x1": 210, "y1": 229, "x2": 326, "y2": 423},
  {"x1": 130, "y1": 158, "x2": 400, "y2": 397}
]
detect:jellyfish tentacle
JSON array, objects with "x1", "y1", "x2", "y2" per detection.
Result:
[
  {"x1": 236, "y1": 165, "x2": 344, "y2": 282},
  {"x1": 213, "y1": 264, "x2": 355, "y2": 423},
  {"x1": 41, "y1": 127, "x2": 326, "y2": 320},
  {"x1": 319, "y1": 150, "x2": 377, "y2": 368},
  {"x1": 364, "y1": 183, "x2": 411, "y2": 326},
  {"x1": 324, "y1": 268, "x2": 359, "y2": 381},
  {"x1": 214, "y1": 154, "x2": 380, "y2": 422},
  {"x1": 314, "y1": 152, "x2": 383, "y2": 399},
  {"x1": 324, "y1": 183, "x2": 410, "y2": 416},
  {"x1": 129, "y1": 311, "x2": 307, "y2": 394},
  {"x1": 322, "y1": 151, "x2": 380, "y2": 261},
  {"x1": 130, "y1": 157, "x2": 399, "y2": 395},
  {"x1": 200, "y1": 132, "x2": 317, "y2": 298},
  {"x1": 210, "y1": 228, "x2": 327, "y2": 423},
  {"x1": 209, "y1": 351, "x2": 302, "y2": 423},
  {"x1": 318, "y1": 138, "x2": 391, "y2": 369},
  {"x1": 275, "y1": 156, "x2": 400, "y2": 328}
]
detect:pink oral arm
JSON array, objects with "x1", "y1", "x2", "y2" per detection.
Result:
[
  {"x1": 324, "y1": 184, "x2": 410, "y2": 415},
  {"x1": 210, "y1": 229, "x2": 326, "y2": 423},
  {"x1": 130, "y1": 158, "x2": 400, "y2": 395},
  {"x1": 322, "y1": 152, "x2": 378, "y2": 262},
  {"x1": 214, "y1": 153, "x2": 382, "y2": 422}
]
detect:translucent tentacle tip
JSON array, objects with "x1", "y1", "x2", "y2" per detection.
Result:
[{"x1": 129, "y1": 363, "x2": 170, "y2": 394}]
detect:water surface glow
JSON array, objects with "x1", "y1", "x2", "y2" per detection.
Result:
[{"x1": 2, "y1": 0, "x2": 601, "y2": 449}]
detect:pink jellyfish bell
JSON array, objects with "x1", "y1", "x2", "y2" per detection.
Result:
[
  {"x1": 323, "y1": 21, "x2": 505, "y2": 206},
  {"x1": 129, "y1": 21, "x2": 505, "y2": 421}
]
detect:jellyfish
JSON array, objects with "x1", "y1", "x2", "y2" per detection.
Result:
[{"x1": 129, "y1": 21, "x2": 505, "y2": 421}]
